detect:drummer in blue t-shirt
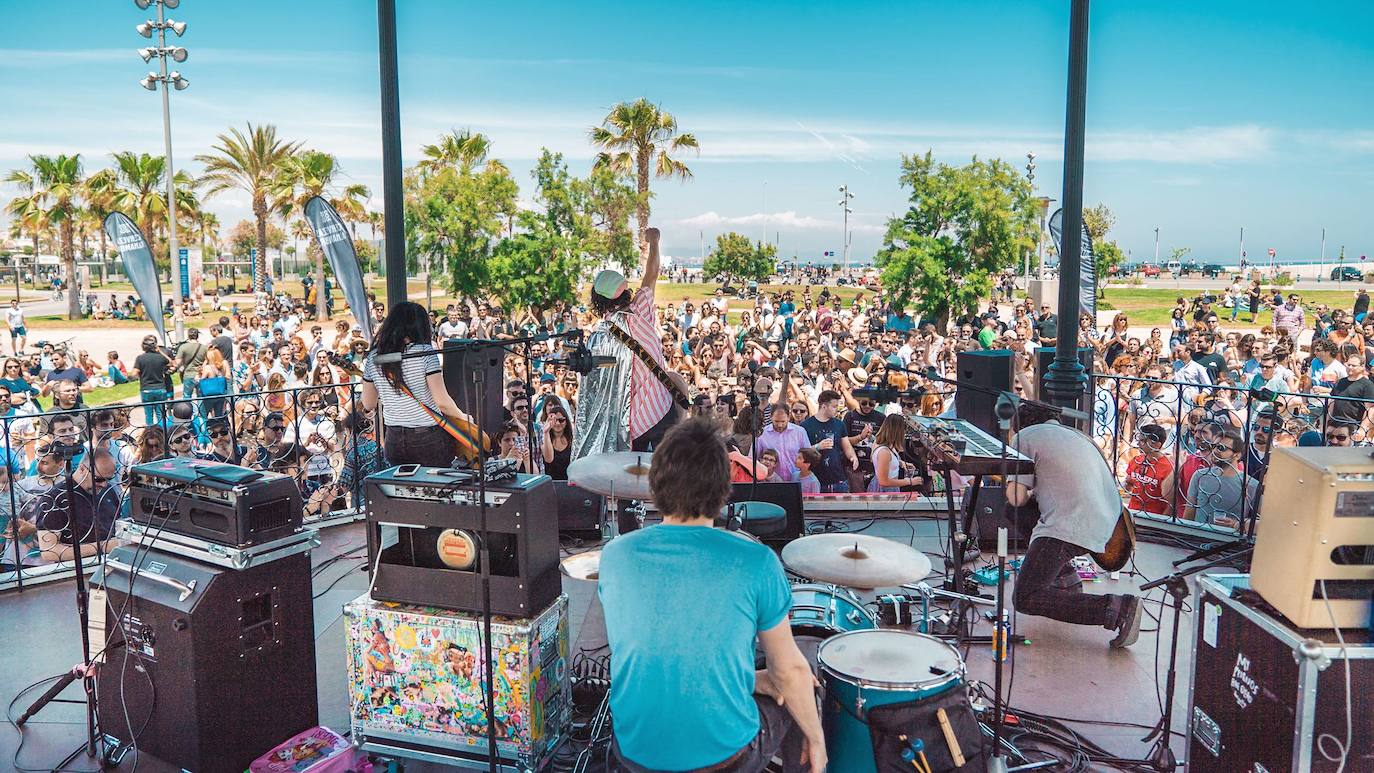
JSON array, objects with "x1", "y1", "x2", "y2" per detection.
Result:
[{"x1": 598, "y1": 418, "x2": 826, "y2": 772}]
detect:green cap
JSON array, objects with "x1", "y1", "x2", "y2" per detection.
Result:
[{"x1": 592, "y1": 270, "x2": 627, "y2": 299}]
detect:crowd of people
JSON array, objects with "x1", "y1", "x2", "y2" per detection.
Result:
[{"x1": 0, "y1": 257, "x2": 1370, "y2": 576}]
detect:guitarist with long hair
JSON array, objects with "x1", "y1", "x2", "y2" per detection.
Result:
[
  {"x1": 1004, "y1": 401, "x2": 1143, "y2": 648},
  {"x1": 572, "y1": 226, "x2": 681, "y2": 461},
  {"x1": 360, "y1": 301, "x2": 477, "y2": 468}
]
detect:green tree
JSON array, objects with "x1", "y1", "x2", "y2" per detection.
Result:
[
  {"x1": 195, "y1": 123, "x2": 302, "y2": 293},
  {"x1": 8, "y1": 155, "x2": 84, "y2": 317},
  {"x1": 1081, "y1": 203, "x2": 1116, "y2": 243},
  {"x1": 82, "y1": 168, "x2": 120, "y2": 263},
  {"x1": 590, "y1": 98, "x2": 699, "y2": 260},
  {"x1": 489, "y1": 213, "x2": 585, "y2": 318},
  {"x1": 404, "y1": 140, "x2": 518, "y2": 297},
  {"x1": 1169, "y1": 246, "x2": 1192, "y2": 263},
  {"x1": 703, "y1": 232, "x2": 776, "y2": 286},
  {"x1": 583, "y1": 164, "x2": 641, "y2": 273},
  {"x1": 875, "y1": 151, "x2": 1036, "y2": 326}
]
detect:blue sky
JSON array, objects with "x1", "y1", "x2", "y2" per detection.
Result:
[{"x1": 3, "y1": 0, "x2": 1373, "y2": 265}]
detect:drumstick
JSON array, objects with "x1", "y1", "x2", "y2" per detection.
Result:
[{"x1": 936, "y1": 708, "x2": 965, "y2": 766}]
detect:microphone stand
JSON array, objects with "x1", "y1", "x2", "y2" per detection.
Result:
[
  {"x1": 472, "y1": 357, "x2": 499, "y2": 772},
  {"x1": 17, "y1": 448, "x2": 115, "y2": 768}
]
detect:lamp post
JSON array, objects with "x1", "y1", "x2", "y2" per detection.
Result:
[
  {"x1": 1042, "y1": 0, "x2": 1091, "y2": 412},
  {"x1": 837, "y1": 184, "x2": 854, "y2": 276},
  {"x1": 1024, "y1": 153, "x2": 1036, "y2": 285},
  {"x1": 136, "y1": 0, "x2": 189, "y2": 340}
]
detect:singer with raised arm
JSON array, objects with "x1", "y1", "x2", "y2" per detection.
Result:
[
  {"x1": 572, "y1": 226, "x2": 679, "y2": 460},
  {"x1": 360, "y1": 301, "x2": 478, "y2": 468}
]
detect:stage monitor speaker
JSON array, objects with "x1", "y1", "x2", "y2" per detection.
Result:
[
  {"x1": 1035, "y1": 346, "x2": 1095, "y2": 423},
  {"x1": 728, "y1": 481, "x2": 804, "y2": 548},
  {"x1": 963, "y1": 482, "x2": 1039, "y2": 551},
  {"x1": 441, "y1": 338, "x2": 508, "y2": 439},
  {"x1": 92, "y1": 545, "x2": 317, "y2": 773},
  {"x1": 555, "y1": 480, "x2": 603, "y2": 539},
  {"x1": 954, "y1": 349, "x2": 1013, "y2": 438}
]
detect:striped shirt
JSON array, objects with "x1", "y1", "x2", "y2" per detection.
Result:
[
  {"x1": 622, "y1": 286, "x2": 672, "y2": 438},
  {"x1": 363, "y1": 343, "x2": 443, "y2": 428}
]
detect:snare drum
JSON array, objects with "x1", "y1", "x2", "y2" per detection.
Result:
[
  {"x1": 817, "y1": 630, "x2": 966, "y2": 773},
  {"x1": 789, "y1": 584, "x2": 875, "y2": 639}
]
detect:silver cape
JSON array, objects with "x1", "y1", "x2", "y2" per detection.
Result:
[{"x1": 571, "y1": 314, "x2": 635, "y2": 460}]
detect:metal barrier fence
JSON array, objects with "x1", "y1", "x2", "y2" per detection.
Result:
[
  {"x1": 1088, "y1": 371, "x2": 1373, "y2": 538},
  {"x1": 0, "y1": 381, "x2": 379, "y2": 592}
]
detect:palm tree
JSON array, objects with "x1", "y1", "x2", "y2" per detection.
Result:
[
  {"x1": 110, "y1": 151, "x2": 169, "y2": 247},
  {"x1": 418, "y1": 129, "x2": 491, "y2": 176},
  {"x1": 271, "y1": 150, "x2": 340, "y2": 320},
  {"x1": 82, "y1": 168, "x2": 120, "y2": 267},
  {"x1": 290, "y1": 219, "x2": 311, "y2": 274},
  {"x1": 195, "y1": 123, "x2": 302, "y2": 293},
  {"x1": 334, "y1": 183, "x2": 371, "y2": 240},
  {"x1": 4, "y1": 169, "x2": 45, "y2": 274},
  {"x1": 367, "y1": 210, "x2": 384, "y2": 241},
  {"x1": 10, "y1": 155, "x2": 85, "y2": 318},
  {"x1": 590, "y1": 98, "x2": 699, "y2": 260}
]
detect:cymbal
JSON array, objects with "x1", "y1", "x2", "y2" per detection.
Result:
[
  {"x1": 560, "y1": 550, "x2": 602, "y2": 581},
  {"x1": 781, "y1": 533, "x2": 932, "y2": 589},
  {"x1": 568, "y1": 451, "x2": 655, "y2": 500}
]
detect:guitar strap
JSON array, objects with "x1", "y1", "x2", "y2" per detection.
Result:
[
  {"x1": 604, "y1": 321, "x2": 692, "y2": 410},
  {"x1": 381, "y1": 370, "x2": 482, "y2": 460}
]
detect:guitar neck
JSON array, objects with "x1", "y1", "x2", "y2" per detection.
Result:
[{"x1": 605, "y1": 324, "x2": 692, "y2": 410}]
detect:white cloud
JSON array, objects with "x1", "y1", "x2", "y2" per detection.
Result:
[{"x1": 1087, "y1": 125, "x2": 1274, "y2": 163}]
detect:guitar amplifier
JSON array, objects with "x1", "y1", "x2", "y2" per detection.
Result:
[
  {"x1": 128, "y1": 458, "x2": 303, "y2": 549},
  {"x1": 364, "y1": 466, "x2": 560, "y2": 617},
  {"x1": 554, "y1": 480, "x2": 603, "y2": 539}
]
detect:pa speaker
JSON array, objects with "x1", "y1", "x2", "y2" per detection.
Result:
[
  {"x1": 441, "y1": 338, "x2": 508, "y2": 436},
  {"x1": 954, "y1": 349, "x2": 1013, "y2": 437}
]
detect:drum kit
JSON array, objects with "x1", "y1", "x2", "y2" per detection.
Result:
[{"x1": 563, "y1": 450, "x2": 990, "y2": 772}]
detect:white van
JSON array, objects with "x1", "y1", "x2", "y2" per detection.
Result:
[{"x1": 1166, "y1": 260, "x2": 1182, "y2": 275}]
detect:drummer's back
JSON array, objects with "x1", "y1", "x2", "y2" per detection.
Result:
[{"x1": 597, "y1": 524, "x2": 791, "y2": 768}]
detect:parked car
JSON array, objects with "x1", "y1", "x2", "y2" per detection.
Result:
[
  {"x1": 1330, "y1": 266, "x2": 1363, "y2": 281},
  {"x1": 1165, "y1": 260, "x2": 1182, "y2": 275},
  {"x1": 1201, "y1": 263, "x2": 1225, "y2": 278},
  {"x1": 1142, "y1": 264, "x2": 1162, "y2": 277},
  {"x1": 1180, "y1": 260, "x2": 1202, "y2": 275}
]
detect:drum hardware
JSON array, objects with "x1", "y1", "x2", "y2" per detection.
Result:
[
  {"x1": 790, "y1": 584, "x2": 876, "y2": 640},
  {"x1": 568, "y1": 451, "x2": 654, "y2": 540}
]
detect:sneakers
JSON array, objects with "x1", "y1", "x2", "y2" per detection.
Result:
[{"x1": 1109, "y1": 595, "x2": 1142, "y2": 649}]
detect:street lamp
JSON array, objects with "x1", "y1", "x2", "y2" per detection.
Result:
[
  {"x1": 1025, "y1": 153, "x2": 1036, "y2": 284},
  {"x1": 133, "y1": 0, "x2": 189, "y2": 340},
  {"x1": 837, "y1": 184, "x2": 854, "y2": 276}
]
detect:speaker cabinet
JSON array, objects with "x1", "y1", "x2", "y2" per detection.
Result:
[
  {"x1": 554, "y1": 480, "x2": 603, "y2": 539},
  {"x1": 440, "y1": 339, "x2": 508, "y2": 440},
  {"x1": 92, "y1": 545, "x2": 317, "y2": 773},
  {"x1": 954, "y1": 350, "x2": 1013, "y2": 437}
]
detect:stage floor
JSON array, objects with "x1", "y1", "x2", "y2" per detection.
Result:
[{"x1": 0, "y1": 518, "x2": 1206, "y2": 771}]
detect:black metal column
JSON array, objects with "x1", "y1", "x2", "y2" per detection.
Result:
[
  {"x1": 378, "y1": 0, "x2": 408, "y2": 306},
  {"x1": 1044, "y1": 0, "x2": 1090, "y2": 409}
]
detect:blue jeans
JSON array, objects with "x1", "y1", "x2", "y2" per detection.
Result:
[
  {"x1": 141, "y1": 388, "x2": 169, "y2": 425},
  {"x1": 181, "y1": 375, "x2": 199, "y2": 400},
  {"x1": 819, "y1": 481, "x2": 849, "y2": 494}
]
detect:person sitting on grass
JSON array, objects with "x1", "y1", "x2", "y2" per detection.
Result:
[{"x1": 106, "y1": 351, "x2": 129, "y2": 385}]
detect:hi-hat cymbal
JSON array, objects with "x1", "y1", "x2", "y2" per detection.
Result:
[
  {"x1": 560, "y1": 550, "x2": 602, "y2": 581},
  {"x1": 781, "y1": 533, "x2": 932, "y2": 589},
  {"x1": 568, "y1": 451, "x2": 655, "y2": 500}
]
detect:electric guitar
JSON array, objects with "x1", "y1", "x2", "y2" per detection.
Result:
[{"x1": 603, "y1": 322, "x2": 694, "y2": 411}]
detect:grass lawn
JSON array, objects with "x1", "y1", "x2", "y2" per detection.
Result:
[
  {"x1": 1098, "y1": 288, "x2": 1360, "y2": 327},
  {"x1": 651, "y1": 282, "x2": 867, "y2": 308},
  {"x1": 30, "y1": 379, "x2": 147, "y2": 410}
]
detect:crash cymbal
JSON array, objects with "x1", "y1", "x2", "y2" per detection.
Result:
[
  {"x1": 567, "y1": 451, "x2": 654, "y2": 501},
  {"x1": 781, "y1": 533, "x2": 932, "y2": 589},
  {"x1": 560, "y1": 550, "x2": 602, "y2": 582}
]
